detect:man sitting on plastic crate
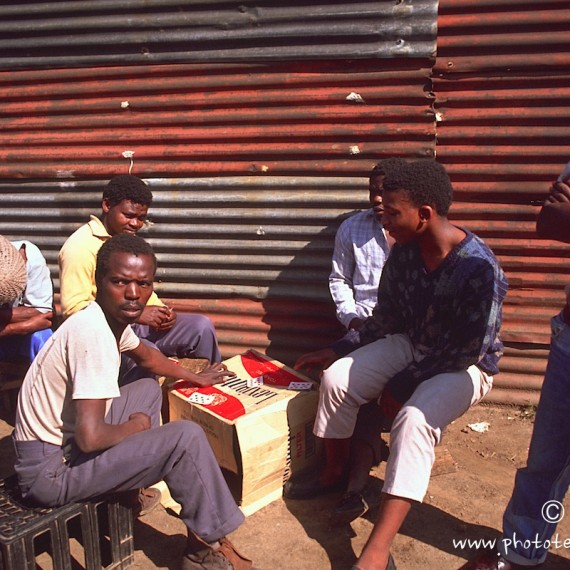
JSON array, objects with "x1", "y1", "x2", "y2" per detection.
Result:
[{"x1": 13, "y1": 234, "x2": 254, "y2": 570}]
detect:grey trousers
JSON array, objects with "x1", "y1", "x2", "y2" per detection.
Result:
[{"x1": 13, "y1": 378, "x2": 244, "y2": 543}]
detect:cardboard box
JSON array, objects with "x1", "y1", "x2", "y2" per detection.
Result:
[{"x1": 167, "y1": 349, "x2": 321, "y2": 515}]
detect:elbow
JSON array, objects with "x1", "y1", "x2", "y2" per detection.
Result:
[{"x1": 74, "y1": 431, "x2": 101, "y2": 454}]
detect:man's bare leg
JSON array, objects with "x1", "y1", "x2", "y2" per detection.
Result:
[
  {"x1": 346, "y1": 439, "x2": 380, "y2": 494},
  {"x1": 355, "y1": 493, "x2": 412, "y2": 569},
  {"x1": 320, "y1": 437, "x2": 351, "y2": 485}
]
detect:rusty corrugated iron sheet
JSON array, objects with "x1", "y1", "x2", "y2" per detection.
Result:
[
  {"x1": 2, "y1": 0, "x2": 565, "y2": 406},
  {"x1": 434, "y1": 0, "x2": 570, "y2": 403},
  {"x1": 0, "y1": 60, "x2": 434, "y2": 179},
  {"x1": 436, "y1": 0, "x2": 570, "y2": 74},
  {"x1": 0, "y1": 0, "x2": 437, "y2": 70},
  {"x1": 160, "y1": 297, "x2": 344, "y2": 364},
  {"x1": 0, "y1": 58, "x2": 434, "y2": 365}
]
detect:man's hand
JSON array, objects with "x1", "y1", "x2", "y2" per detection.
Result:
[
  {"x1": 128, "y1": 412, "x2": 151, "y2": 432},
  {"x1": 137, "y1": 305, "x2": 177, "y2": 331},
  {"x1": 187, "y1": 363, "x2": 236, "y2": 388},
  {"x1": 537, "y1": 180, "x2": 570, "y2": 243},
  {"x1": 546, "y1": 180, "x2": 570, "y2": 203},
  {"x1": 22, "y1": 311, "x2": 53, "y2": 334},
  {"x1": 294, "y1": 348, "x2": 337, "y2": 375},
  {"x1": 0, "y1": 309, "x2": 53, "y2": 337}
]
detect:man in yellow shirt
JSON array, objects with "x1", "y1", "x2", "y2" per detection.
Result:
[{"x1": 59, "y1": 174, "x2": 221, "y2": 384}]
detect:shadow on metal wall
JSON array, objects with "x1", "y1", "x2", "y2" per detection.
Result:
[{"x1": 261, "y1": 216, "x2": 348, "y2": 368}]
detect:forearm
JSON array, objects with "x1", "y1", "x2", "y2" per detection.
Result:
[
  {"x1": 358, "y1": 257, "x2": 401, "y2": 346},
  {"x1": 330, "y1": 328, "x2": 362, "y2": 357},
  {"x1": 403, "y1": 307, "x2": 496, "y2": 385},
  {"x1": 4, "y1": 306, "x2": 43, "y2": 323},
  {"x1": 75, "y1": 417, "x2": 147, "y2": 453},
  {"x1": 0, "y1": 310, "x2": 52, "y2": 336},
  {"x1": 131, "y1": 344, "x2": 203, "y2": 383},
  {"x1": 329, "y1": 279, "x2": 359, "y2": 328}
]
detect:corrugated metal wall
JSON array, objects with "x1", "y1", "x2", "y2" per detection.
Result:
[
  {"x1": 434, "y1": 0, "x2": 570, "y2": 404},
  {"x1": 0, "y1": 0, "x2": 437, "y2": 69},
  {"x1": 0, "y1": 58, "x2": 435, "y2": 365},
  {"x1": 0, "y1": 1, "x2": 438, "y2": 370},
  {"x1": 2, "y1": 0, "x2": 568, "y2": 405}
]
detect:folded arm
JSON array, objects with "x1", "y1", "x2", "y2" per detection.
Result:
[
  {"x1": 74, "y1": 398, "x2": 150, "y2": 453},
  {"x1": 0, "y1": 307, "x2": 53, "y2": 336}
]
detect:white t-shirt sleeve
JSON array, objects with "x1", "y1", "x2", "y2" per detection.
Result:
[
  {"x1": 68, "y1": 306, "x2": 140, "y2": 401},
  {"x1": 11, "y1": 240, "x2": 53, "y2": 312},
  {"x1": 119, "y1": 325, "x2": 141, "y2": 353}
]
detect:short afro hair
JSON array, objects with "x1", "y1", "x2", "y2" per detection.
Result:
[
  {"x1": 102, "y1": 175, "x2": 153, "y2": 208},
  {"x1": 95, "y1": 234, "x2": 157, "y2": 288},
  {"x1": 382, "y1": 159, "x2": 453, "y2": 216},
  {"x1": 369, "y1": 157, "x2": 409, "y2": 182}
]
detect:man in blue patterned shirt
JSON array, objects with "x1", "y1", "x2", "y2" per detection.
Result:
[{"x1": 286, "y1": 159, "x2": 508, "y2": 570}]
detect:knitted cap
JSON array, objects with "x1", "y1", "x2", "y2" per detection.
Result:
[{"x1": 0, "y1": 235, "x2": 27, "y2": 306}]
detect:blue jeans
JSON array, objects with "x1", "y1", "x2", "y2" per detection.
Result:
[
  {"x1": 0, "y1": 328, "x2": 53, "y2": 362},
  {"x1": 500, "y1": 311, "x2": 570, "y2": 565}
]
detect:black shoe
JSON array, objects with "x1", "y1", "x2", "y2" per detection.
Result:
[
  {"x1": 283, "y1": 472, "x2": 346, "y2": 500},
  {"x1": 331, "y1": 491, "x2": 369, "y2": 525}
]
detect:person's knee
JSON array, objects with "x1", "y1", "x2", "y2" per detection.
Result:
[
  {"x1": 321, "y1": 362, "x2": 347, "y2": 395},
  {"x1": 391, "y1": 406, "x2": 437, "y2": 447},
  {"x1": 319, "y1": 371, "x2": 340, "y2": 402},
  {"x1": 178, "y1": 313, "x2": 216, "y2": 335},
  {"x1": 136, "y1": 377, "x2": 162, "y2": 398},
  {"x1": 132, "y1": 377, "x2": 162, "y2": 422},
  {"x1": 165, "y1": 419, "x2": 208, "y2": 448}
]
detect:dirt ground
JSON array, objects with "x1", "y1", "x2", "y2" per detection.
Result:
[{"x1": 1, "y1": 403, "x2": 569, "y2": 570}]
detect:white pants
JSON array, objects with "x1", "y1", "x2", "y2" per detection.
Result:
[{"x1": 314, "y1": 334, "x2": 493, "y2": 502}]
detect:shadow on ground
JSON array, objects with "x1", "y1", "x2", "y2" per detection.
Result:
[
  {"x1": 286, "y1": 474, "x2": 570, "y2": 570},
  {"x1": 133, "y1": 514, "x2": 186, "y2": 569},
  {"x1": 284, "y1": 492, "x2": 360, "y2": 570}
]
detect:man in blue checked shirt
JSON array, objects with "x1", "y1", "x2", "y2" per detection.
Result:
[{"x1": 329, "y1": 159, "x2": 404, "y2": 331}]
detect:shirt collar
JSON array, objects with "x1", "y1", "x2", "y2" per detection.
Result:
[{"x1": 87, "y1": 215, "x2": 112, "y2": 239}]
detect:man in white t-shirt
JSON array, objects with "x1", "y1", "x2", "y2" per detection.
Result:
[{"x1": 13, "y1": 233, "x2": 254, "y2": 570}]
